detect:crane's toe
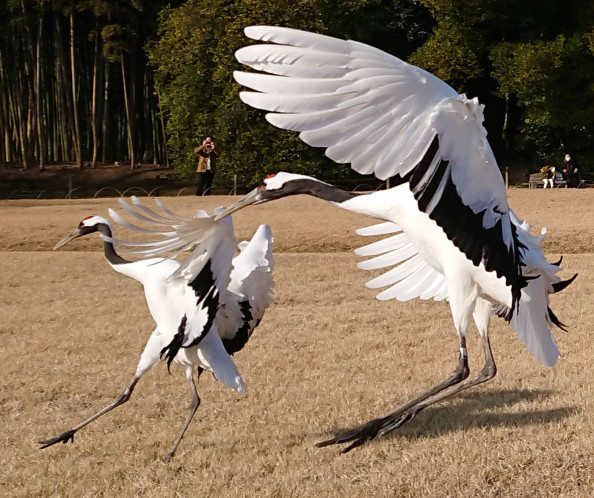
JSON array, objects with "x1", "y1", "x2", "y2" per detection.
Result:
[
  {"x1": 377, "y1": 409, "x2": 417, "y2": 437},
  {"x1": 38, "y1": 429, "x2": 76, "y2": 449},
  {"x1": 315, "y1": 420, "x2": 383, "y2": 453},
  {"x1": 316, "y1": 408, "x2": 421, "y2": 452}
]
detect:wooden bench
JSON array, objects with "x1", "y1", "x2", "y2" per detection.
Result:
[{"x1": 529, "y1": 173, "x2": 567, "y2": 189}]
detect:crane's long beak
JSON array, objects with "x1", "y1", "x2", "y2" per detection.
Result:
[
  {"x1": 53, "y1": 228, "x2": 83, "y2": 250},
  {"x1": 214, "y1": 187, "x2": 262, "y2": 221}
]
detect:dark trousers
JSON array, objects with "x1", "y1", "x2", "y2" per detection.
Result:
[
  {"x1": 565, "y1": 173, "x2": 581, "y2": 188},
  {"x1": 196, "y1": 171, "x2": 214, "y2": 195}
]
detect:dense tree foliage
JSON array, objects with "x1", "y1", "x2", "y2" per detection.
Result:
[
  {"x1": 3, "y1": 0, "x2": 594, "y2": 182},
  {"x1": 410, "y1": 0, "x2": 594, "y2": 170},
  {"x1": 147, "y1": 0, "x2": 432, "y2": 186},
  {"x1": 150, "y1": 0, "x2": 594, "y2": 183}
]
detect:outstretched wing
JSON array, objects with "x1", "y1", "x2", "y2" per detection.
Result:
[
  {"x1": 104, "y1": 198, "x2": 239, "y2": 348},
  {"x1": 103, "y1": 197, "x2": 237, "y2": 291},
  {"x1": 356, "y1": 222, "x2": 447, "y2": 302},
  {"x1": 217, "y1": 224, "x2": 275, "y2": 353},
  {"x1": 235, "y1": 26, "x2": 527, "y2": 307},
  {"x1": 104, "y1": 196, "x2": 217, "y2": 258},
  {"x1": 229, "y1": 224, "x2": 275, "y2": 315}
]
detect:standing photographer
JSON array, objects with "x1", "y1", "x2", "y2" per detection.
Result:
[
  {"x1": 561, "y1": 153, "x2": 581, "y2": 188},
  {"x1": 194, "y1": 135, "x2": 219, "y2": 195}
]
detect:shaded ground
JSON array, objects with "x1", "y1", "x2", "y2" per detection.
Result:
[
  {"x1": 0, "y1": 161, "x2": 556, "y2": 200},
  {"x1": 0, "y1": 163, "x2": 190, "y2": 199}
]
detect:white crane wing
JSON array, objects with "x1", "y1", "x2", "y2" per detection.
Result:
[
  {"x1": 356, "y1": 222, "x2": 448, "y2": 302},
  {"x1": 103, "y1": 198, "x2": 239, "y2": 349},
  {"x1": 228, "y1": 224, "x2": 275, "y2": 315},
  {"x1": 103, "y1": 197, "x2": 237, "y2": 292},
  {"x1": 235, "y1": 26, "x2": 526, "y2": 304},
  {"x1": 217, "y1": 224, "x2": 275, "y2": 348}
]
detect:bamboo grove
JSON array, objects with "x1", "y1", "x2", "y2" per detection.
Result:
[{"x1": 0, "y1": 0, "x2": 180, "y2": 170}]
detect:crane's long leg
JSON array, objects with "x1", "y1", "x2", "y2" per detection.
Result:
[
  {"x1": 39, "y1": 328, "x2": 165, "y2": 450},
  {"x1": 377, "y1": 299, "x2": 496, "y2": 437},
  {"x1": 164, "y1": 368, "x2": 202, "y2": 462},
  {"x1": 317, "y1": 297, "x2": 494, "y2": 453},
  {"x1": 316, "y1": 341, "x2": 469, "y2": 452},
  {"x1": 39, "y1": 376, "x2": 140, "y2": 448}
]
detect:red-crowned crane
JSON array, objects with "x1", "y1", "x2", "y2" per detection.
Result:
[
  {"x1": 209, "y1": 26, "x2": 577, "y2": 452},
  {"x1": 40, "y1": 200, "x2": 274, "y2": 461}
]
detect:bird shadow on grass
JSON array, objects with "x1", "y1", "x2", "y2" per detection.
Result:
[{"x1": 313, "y1": 388, "x2": 577, "y2": 442}]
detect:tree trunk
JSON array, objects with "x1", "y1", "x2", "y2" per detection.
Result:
[
  {"x1": 12, "y1": 79, "x2": 31, "y2": 169},
  {"x1": 54, "y1": 15, "x2": 75, "y2": 163},
  {"x1": 13, "y1": 0, "x2": 33, "y2": 168},
  {"x1": 90, "y1": 19, "x2": 100, "y2": 168},
  {"x1": 502, "y1": 93, "x2": 510, "y2": 151},
  {"x1": 102, "y1": 57, "x2": 111, "y2": 164},
  {"x1": 0, "y1": 83, "x2": 6, "y2": 167},
  {"x1": 0, "y1": 49, "x2": 8, "y2": 166},
  {"x1": 120, "y1": 53, "x2": 135, "y2": 169},
  {"x1": 69, "y1": 12, "x2": 82, "y2": 168},
  {"x1": 35, "y1": 1, "x2": 46, "y2": 170},
  {"x1": 156, "y1": 87, "x2": 169, "y2": 168}
]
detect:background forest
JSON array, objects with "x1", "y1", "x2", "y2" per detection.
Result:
[{"x1": 2, "y1": 0, "x2": 594, "y2": 188}]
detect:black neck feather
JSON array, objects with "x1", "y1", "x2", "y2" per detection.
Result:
[
  {"x1": 96, "y1": 223, "x2": 128, "y2": 265},
  {"x1": 272, "y1": 179, "x2": 357, "y2": 204}
]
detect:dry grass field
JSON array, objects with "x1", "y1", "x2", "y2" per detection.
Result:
[{"x1": 1, "y1": 189, "x2": 593, "y2": 497}]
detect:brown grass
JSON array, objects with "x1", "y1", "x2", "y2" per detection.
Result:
[{"x1": 1, "y1": 189, "x2": 593, "y2": 497}]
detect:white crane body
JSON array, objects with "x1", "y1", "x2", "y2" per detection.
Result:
[{"x1": 111, "y1": 254, "x2": 245, "y2": 390}]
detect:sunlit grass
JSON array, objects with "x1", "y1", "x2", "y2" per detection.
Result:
[{"x1": 1, "y1": 190, "x2": 592, "y2": 496}]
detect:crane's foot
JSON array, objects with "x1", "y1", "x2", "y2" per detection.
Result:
[
  {"x1": 316, "y1": 419, "x2": 383, "y2": 453},
  {"x1": 38, "y1": 429, "x2": 76, "y2": 449},
  {"x1": 315, "y1": 409, "x2": 418, "y2": 453}
]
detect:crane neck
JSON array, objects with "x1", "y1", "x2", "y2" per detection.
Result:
[
  {"x1": 276, "y1": 178, "x2": 402, "y2": 221},
  {"x1": 283, "y1": 178, "x2": 357, "y2": 204},
  {"x1": 96, "y1": 223, "x2": 128, "y2": 265},
  {"x1": 286, "y1": 178, "x2": 405, "y2": 221}
]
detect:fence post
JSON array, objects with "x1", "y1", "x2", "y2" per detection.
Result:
[
  {"x1": 68, "y1": 175, "x2": 73, "y2": 198},
  {"x1": 505, "y1": 167, "x2": 509, "y2": 189},
  {"x1": 233, "y1": 174, "x2": 237, "y2": 196}
]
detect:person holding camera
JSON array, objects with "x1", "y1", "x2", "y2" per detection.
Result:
[{"x1": 194, "y1": 135, "x2": 219, "y2": 195}]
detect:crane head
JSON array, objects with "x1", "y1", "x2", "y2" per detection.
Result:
[
  {"x1": 214, "y1": 172, "x2": 327, "y2": 220},
  {"x1": 54, "y1": 215, "x2": 112, "y2": 250}
]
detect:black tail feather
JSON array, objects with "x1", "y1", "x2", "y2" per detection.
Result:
[
  {"x1": 160, "y1": 315, "x2": 187, "y2": 373},
  {"x1": 552, "y1": 273, "x2": 578, "y2": 293},
  {"x1": 552, "y1": 255, "x2": 564, "y2": 267},
  {"x1": 548, "y1": 307, "x2": 568, "y2": 332}
]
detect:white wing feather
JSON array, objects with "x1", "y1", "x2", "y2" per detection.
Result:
[
  {"x1": 102, "y1": 197, "x2": 237, "y2": 297},
  {"x1": 235, "y1": 26, "x2": 512, "y2": 244},
  {"x1": 356, "y1": 222, "x2": 448, "y2": 302},
  {"x1": 217, "y1": 224, "x2": 275, "y2": 341},
  {"x1": 229, "y1": 224, "x2": 275, "y2": 310}
]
